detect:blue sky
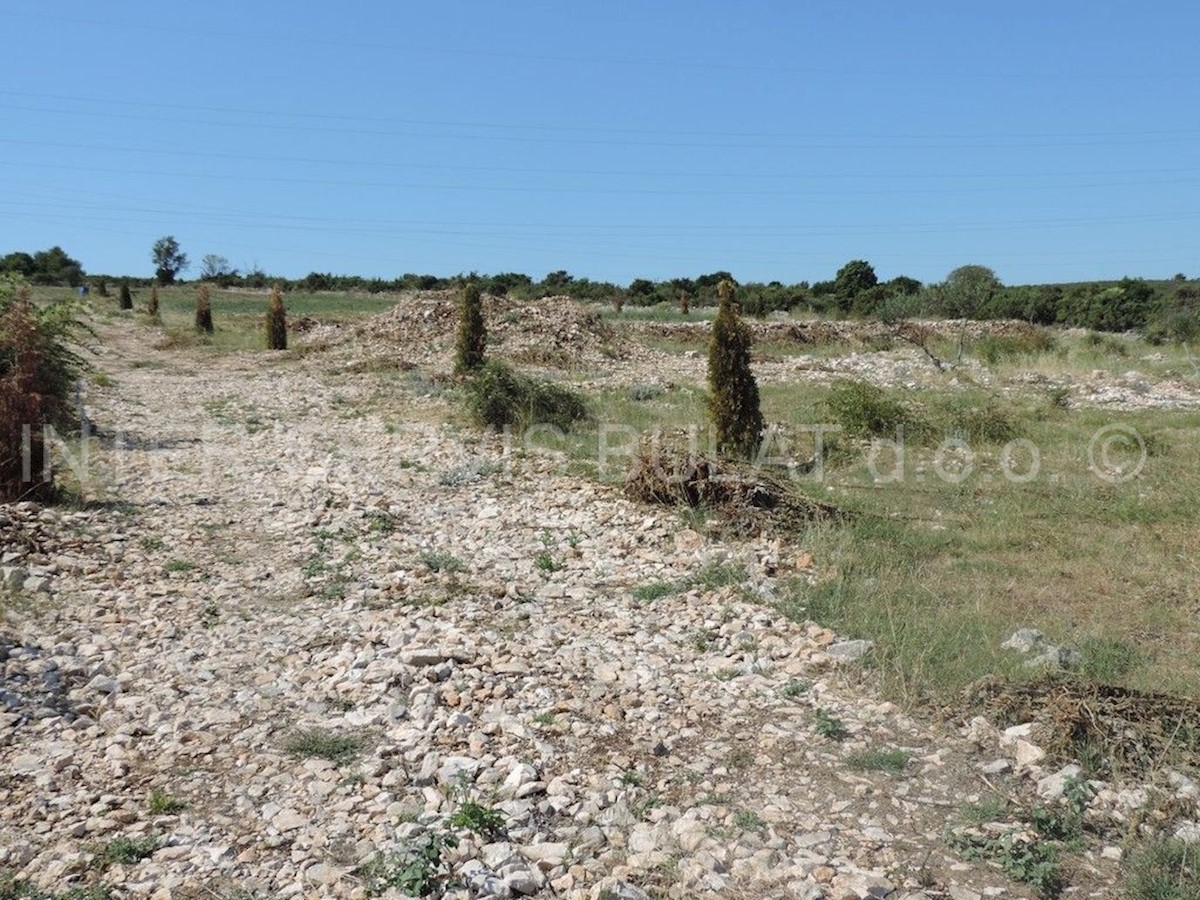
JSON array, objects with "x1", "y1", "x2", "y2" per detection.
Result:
[{"x1": 2, "y1": 1, "x2": 1198, "y2": 286}]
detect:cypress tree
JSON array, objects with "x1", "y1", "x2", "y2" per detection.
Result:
[
  {"x1": 266, "y1": 284, "x2": 288, "y2": 350},
  {"x1": 118, "y1": 281, "x2": 133, "y2": 310},
  {"x1": 454, "y1": 282, "x2": 487, "y2": 374},
  {"x1": 707, "y1": 279, "x2": 763, "y2": 458},
  {"x1": 195, "y1": 285, "x2": 214, "y2": 334}
]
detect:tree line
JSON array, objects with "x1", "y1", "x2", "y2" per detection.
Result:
[{"x1": 2, "y1": 241, "x2": 1195, "y2": 341}]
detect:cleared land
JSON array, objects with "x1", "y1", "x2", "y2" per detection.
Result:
[{"x1": 2, "y1": 286, "x2": 1199, "y2": 899}]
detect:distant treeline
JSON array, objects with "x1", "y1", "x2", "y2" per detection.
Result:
[{"x1": 4, "y1": 247, "x2": 1197, "y2": 342}]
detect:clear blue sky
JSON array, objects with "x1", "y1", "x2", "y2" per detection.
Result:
[{"x1": 3, "y1": 1, "x2": 1198, "y2": 287}]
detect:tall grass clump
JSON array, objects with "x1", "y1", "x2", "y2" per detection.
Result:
[
  {"x1": 707, "y1": 279, "x2": 763, "y2": 458},
  {"x1": 463, "y1": 360, "x2": 587, "y2": 432},
  {"x1": 0, "y1": 276, "x2": 87, "y2": 502},
  {"x1": 454, "y1": 282, "x2": 486, "y2": 374},
  {"x1": 266, "y1": 284, "x2": 287, "y2": 350},
  {"x1": 195, "y1": 285, "x2": 213, "y2": 334}
]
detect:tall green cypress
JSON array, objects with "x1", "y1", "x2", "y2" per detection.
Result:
[
  {"x1": 707, "y1": 279, "x2": 763, "y2": 458},
  {"x1": 454, "y1": 282, "x2": 487, "y2": 374}
]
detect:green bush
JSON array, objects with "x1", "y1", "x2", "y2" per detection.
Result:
[
  {"x1": 463, "y1": 360, "x2": 587, "y2": 432},
  {"x1": 825, "y1": 380, "x2": 918, "y2": 439},
  {"x1": 974, "y1": 330, "x2": 1057, "y2": 364}
]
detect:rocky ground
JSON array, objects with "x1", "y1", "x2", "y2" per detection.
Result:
[{"x1": 2, "y1": 308, "x2": 1197, "y2": 899}]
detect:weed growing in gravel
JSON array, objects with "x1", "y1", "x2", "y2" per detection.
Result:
[
  {"x1": 283, "y1": 728, "x2": 363, "y2": 765},
  {"x1": 139, "y1": 537, "x2": 164, "y2": 552},
  {"x1": 163, "y1": 559, "x2": 196, "y2": 573},
  {"x1": 360, "y1": 831, "x2": 456, "y2": 898},
  {"x1": 713, "y1": 667, "x2": 741, "y2": 681},
  {"x1": 733, "y1": 808, "x2": 766, "y2": 831},
  {"x1": 687, "y1": 561, "x2": 747, "y2": 592},
  {"x1": 633, "y1": 581, "x2": 676, "y2": 602},
  {"x1": 814, "y1": 708, "x2": 850, "y2": 741},
  {"x1": 418, "y1": 551, "x2": 466, "y2": 574},
  {"x1": 619, "y1": 769, "x2": 643, "y2": 787},
  {"x1": 958, "y1": 796, "x2": 1008, "y2": 825},
  {"x1": 844, "y1": 748, "x2": 910, "y2": 773},
  {"x1": 447, "y1": 797, "x2": 505, "y2": 840},
  {"x1": 948, "y1": 828, "x2": 1063, "y2": 898},
  {"x1": 1123, "y1": 838, "x2": 1200, "y2": 900},
  {"x1": 781, "y1": 678, "x2": 811, "y2": 698},
  {"x1": 146, "y1": 790, "x2": 186, "y2": 814},
  {"x1": 92, "y1": 835, "x2": 161, "y2": 868},
  {"x1": 0, "y1": 875, "x2": 114, "y2": 899},
  {"x1": 532, "y1": 711, "x2": 556, "y2": 726},
  {"x1": 534, "y1": 550, "x2": 563, "y2": 574}
]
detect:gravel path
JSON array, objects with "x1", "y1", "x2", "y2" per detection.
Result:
[{"x1": 0, "y1": 320, "x2": 1138, "y2": 899}]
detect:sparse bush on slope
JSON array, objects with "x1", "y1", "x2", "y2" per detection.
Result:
[{"x1": 0, "y1": 276, "x2": 87, "y2": 501}]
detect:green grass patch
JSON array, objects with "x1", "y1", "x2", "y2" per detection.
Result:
[
  {"x1": 844, "y1": 748, "x2": 910, "y2": 773},
  {"x1": 282, "y1": 728, "x2": 363, "y2": 764}
]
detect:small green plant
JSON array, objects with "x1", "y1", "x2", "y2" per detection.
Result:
[
  {"x1": 140, "y1": 536, "x2": 164, "y2": 552},
  {"x1": 814, "y1": 708, "x2": 850, "y2": 741},
  {"x1": 733, "y1": 808, "x2": 766, "y2": 831},
  {"x1": 454, "y1": 282, "x2": 487, "y2": 374},
  {"x1": 283, "y1": 728, "x2": 363, "y2": 764},
  {"x1": 163, "y1": 559, "x2": 196, "y2": 573},
  {"x1": 844, "y1": 748, "x2": 910, "y2": 773},
  {"x1": 147, "y1": 790, "x2": 186, "y2": 815},
  {"x1": 0, "y1": 876, "x2": 114, "y2": 900},
  {"x1": 633, "y1": 581, "x2": 676, "y2": 602},
  {"x1": 713, "y1": 667, "x2": 741, "y2": 681},
  {"x1": 707, "y1": 279, "x2": 763, "y2": 458},
  {"x1": 534, "y1": 551, "x2": 563, "y2": 573},
  {"x1": 532, "y1": 711, "x2": 555, "y2": 726},
  {"x1": 447, "y1": 799, "x2": 505, "y2": 840},
  {"x1": 360, "y1": 831, "x2": 456, "y2": 898},
  {"x1": 959, "y1": 796, "x2": 1008, "y2": 825},
  {"x1": 688, "y1": 561, "x2": 747, "y2": 591},
  {"x1": 619, "y1": 769, "x2": 643, "y2": 787},
  {"x1": 92, "y1": 835, "x2": 161, "y2": 868},
  {"x1": 781, "y1": 678, "x2": 810, "y2": 698},
  {"x1": 1123, "y1": 838, "x2": 1200, "y2": 900},
  {"x1": 1078, "y1": 636, "x2": 1147, "y2": 682},
  {"x1": 266, "y1": 284, "x2": 288, "y2": 351},
  {"x1": 446, "y1": 777, "x2": 505, "y2": 840},
  {"x1": 627, "y1": 383, "x2": 665, "y2": 402},
  {"x1": 418, "y1": 551, "x2": 467, "y2": 573},
  {"x1": 948, "y1": 829, "x2": 1063, "y2": 898}
]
